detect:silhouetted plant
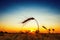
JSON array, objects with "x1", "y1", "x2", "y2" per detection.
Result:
[
  {"x1": 20, "y1": 31, "x2": 24, "y2": 34},
  {"x1": 48, "y1": 29, "x2": 51, "y2": 34},
  {"x1": 0, "y1": 31, "x2": 4, "y2": 36},
  {"x1": 42, "y1": 26, "x2": 47, "y2": 30},
  {"x1": 5, "y1": 31, "x2": 8, "y2": 34},
  {"x1": 21, "y1": 17, "x2": 39, "y2": 33},
  {"x1": 21, "y1": 17, "x2": 35, "y2": 23},
  {"x1": 23, "y1": 34, "x2": 29, "y2": 40},
  {"x1": 35, "y1": 30, "x2": 39, "y2": 34},
  {"x1": 13, "y1": 34, "x2": 18, "y2": 40},
  {"x1": 52, "y1": 29, "x2": 55, "y2": 33},
  {"x1": 5, "y1": 38, "x2": 11, "y2": 40}
]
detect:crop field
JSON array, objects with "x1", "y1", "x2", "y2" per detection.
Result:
[{"x1": 0, "y1": 32, "x2": 60, "y2": 40}]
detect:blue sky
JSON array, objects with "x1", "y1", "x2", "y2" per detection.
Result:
[{"x1": 0, "y1": 0, "x2": 60, "y2": 14}]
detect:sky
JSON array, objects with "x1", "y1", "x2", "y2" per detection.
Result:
[{"x1": 0, "y1": 0, "x2": 60, "y2": 33}]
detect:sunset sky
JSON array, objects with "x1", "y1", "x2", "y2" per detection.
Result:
[{"x1": 0, "y1": 0, "x2": 60, "y2": 33}]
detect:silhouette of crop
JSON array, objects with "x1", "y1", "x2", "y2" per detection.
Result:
[
  {"x1": 0, "y1": 32, "x2": 60, "y2": 40},
  {"x1": 52, "y1": 29, "x2": 55, "y2": 33},
  {"x1": 0, "y1": 31, "x2": 4, "y2": 36},
  {"x1": 22, "y1": 17, "x2": 35, "y2": 23},
  {"x1": 48, "y1": 29, "x2": 51, "y2": 34},
  {"x1": 42, "y1": 26, "x2": 47, "y2": 30},
  {"x1": 5, "y1": 38, "x2": 11, "y2": 40},
  {"x1": 0, "y1": 17, "x2": 59, "y2": 40},
  {"x1": 21, "y1": 17, "x2": 39, "y2": 33}
]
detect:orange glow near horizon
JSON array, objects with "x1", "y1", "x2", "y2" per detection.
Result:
[{"x1": 0, "y1": 21, "x2": 60, "y2": 33}]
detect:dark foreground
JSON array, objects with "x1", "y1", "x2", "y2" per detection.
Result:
[{"x1": 0, "y1": 32, "x2": 60, "y2": 40}]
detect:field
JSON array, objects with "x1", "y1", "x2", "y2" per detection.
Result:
[{"x1": 0, "y1": 32, "x2": 60, "y2": 40}]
